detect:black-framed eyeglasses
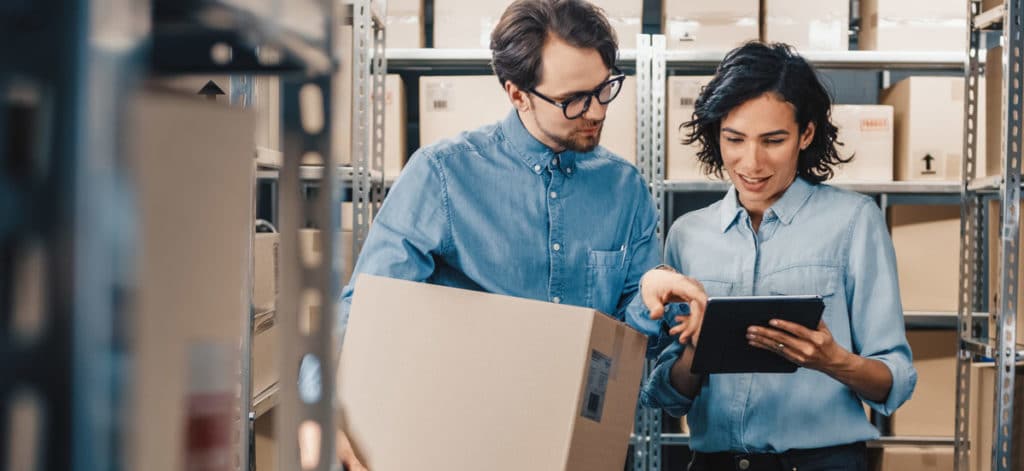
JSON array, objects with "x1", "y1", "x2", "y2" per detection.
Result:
[{"x1": 528, "y1": 70, "x2": 626, "y2": 120}]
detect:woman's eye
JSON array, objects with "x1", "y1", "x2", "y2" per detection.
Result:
[{"x1": 725, "y1": 137, "x2": 743, "y2": 143}]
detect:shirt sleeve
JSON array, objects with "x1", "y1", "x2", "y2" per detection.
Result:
[
  {"x1": 302, "y1": 150, "x2": 452, "y2": 398},
  {"x1": 617, "y1": 182, "x2": 678, "y2": 357},
  {"x1": 846, "y1": 199, "x2": 918, "y2": 416}
]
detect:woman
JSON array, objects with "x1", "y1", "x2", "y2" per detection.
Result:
[{"x1": 639, "y1": 42, "x2": 917, "y2": 470}]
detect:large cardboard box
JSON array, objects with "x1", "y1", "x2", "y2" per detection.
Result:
[
  {"x1": 419, "y1": 75, "x2": 637, "y2": 164},
  {"x1": 433, "y1": 0, "x2": 642, "y2": 49},
  {"x1": 666, "y1": 76, "x2": 716, "y2": 180},
  {"x1": 338, "y1": 275, "x2": 647, "y2": 471},
  {"x1": 967, "y1": 362, "x2": 1024, "y2": 471},
  {"x1": 986, "y1": 199, "x2": 1024, "y2": 345},
  {"x1": 379, "y1": 74, "x2": 407, "y2": 177},
  {"x1": 252, "y1": 309, "x2": 278, "y2": 397},
  {"x1": 762, "y1": 0, "x2": 849, "y2": 51},
  {"x1": 890, "y1": 330, "x2": 958, "y2": 436},
  {"x1": 662, "y1": 0, "x2": 759, "y2": 51},
  {"x1": 419, "y1": 75, "x2": 510, "y2": 147},
  {"x1": 831, "y1": 105, "x2": 894, "y2": 182},
  {"x1": 254, "y1": 232, "x2": 280, "y2": 312},
  {"x1": 299, "y1": 228, "x2": 356, "y2": 282},
  {"x1": 859, "y1": 0, "x2": 966, "y2": 52},
  {"x1": 254, "y1": 410, "x2": 277, "y2": 471},
  {"x1": 386, "y1": 0, "x2": 424, "y2": 48},
  {"x1": 882, "y1": 76, "x2": 987, "y2": 181},
  {"x1": 126, "y1": 90, "x2": 254, "y2": 471},
  {"x1": 873, "y1": 446, "x2": 954, "y2": 471},
  {"x1": 888, "y1": 204, "x2": 961, "y2": 312}
]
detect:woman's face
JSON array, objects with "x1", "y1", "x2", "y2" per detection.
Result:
[{"x1": 718, "y1": 92, "x2": 815, "y2": 216}]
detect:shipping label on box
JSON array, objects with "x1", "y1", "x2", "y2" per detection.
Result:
[
  {"x1": 338, "y1": 275, "x2": 646, "y2": 471},
  {"x1": 831, "y1": 105, "x2": 894, "y2": 182}
]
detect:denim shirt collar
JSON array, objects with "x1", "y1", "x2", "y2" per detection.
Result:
[
  {"x1": 500, "y1": 109, "x2": 578, "y2": 176},
  {"x1": 719, "y1": 176, "x2": 816, "y2": 232}
]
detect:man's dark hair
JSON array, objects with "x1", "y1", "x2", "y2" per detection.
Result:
[
  {"x1": 490, "y1": 0, "x2": 618, "y2": 90},
  {"x1": 684, "y1": 42, "x2": 847, "y2": 183}
]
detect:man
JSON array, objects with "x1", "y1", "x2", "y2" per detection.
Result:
[{"x1": 331, "y1": 1, "x2": 707, "y2": 468}]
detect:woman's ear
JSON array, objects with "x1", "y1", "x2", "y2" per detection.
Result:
[{"x1": 799, "y1": 121, "x2": 816, "y2": 151}]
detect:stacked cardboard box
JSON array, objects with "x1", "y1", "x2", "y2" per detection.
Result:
[
  {"x1": 662, "y1": 1, "x2": 759, "y2": 51},
  {"x1": 433, "y1": 0, "x2": 642, "y2": 49},
  {"x1": 386, "y1": 0, "x2": 424, "y2": 48},
  {"x1": 338, "y1": 275, "x2": 647, "y2": 471},
  {"x1": 831, "y1": 105, "x2": 895, "y2": 182},
  {"x1": 888, "y1": 205, "x2": 961, "y2": 312},
  {"x1": 890, "y1": 330, "x2": 958, "y2": 436},
  {"x1": 665, "y1": 76, "x2": 716, "y2": 181},
  {"x1": 881, "y1": 76, "x2": 987, "y2": 181},
  {"x1": 859, "y1": 0, "x2": 966, "y2": 51},
  {"x1": 762, "y1": 0, "x2": 849, "y2": 51}
]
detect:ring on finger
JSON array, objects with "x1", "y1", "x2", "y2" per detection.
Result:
[{"x1": 775, "y1": 342, "x2": 785, "y2": 351}]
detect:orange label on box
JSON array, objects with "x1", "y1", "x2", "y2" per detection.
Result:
[{"x1": 860, "y1": 117, "x2": 890, "y2": 132}]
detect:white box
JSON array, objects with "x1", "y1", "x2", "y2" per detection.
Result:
[
  {"x1": 762, "y1": 0, "x2": 850, "y2": 51},
  {"x1": 830, "y1": 105, "x2": 894, "y2": 182},
  {"x1": 663, "y1": 0, "x2": 759, "y2": 51}
]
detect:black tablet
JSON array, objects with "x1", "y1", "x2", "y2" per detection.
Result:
[{"x1": 690, "y1": 295, "x2": 825, "y2": 374}]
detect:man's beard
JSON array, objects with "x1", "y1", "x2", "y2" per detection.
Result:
[{"x1": 537, "y1": 117, "x2": 604, "y2": 153}]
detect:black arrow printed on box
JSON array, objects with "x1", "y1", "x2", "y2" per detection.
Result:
[
  {"x1": 198, "y1": 80, "x2": 225, "y2": 101},
  {"x1": 922, "y1": 153, "x2": 936, "y2": 174}
]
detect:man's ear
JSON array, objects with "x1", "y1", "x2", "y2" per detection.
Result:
[{"x1": 505, "y1": 80, "x2": 530, "y2": 112}]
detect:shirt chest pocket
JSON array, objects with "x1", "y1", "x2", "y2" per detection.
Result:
[
  {"x1": 586, "y1": 247, "x2": 627, "y2": 315},
  {"x1": 763, "y1": 265, "x2": 841, "y2": 323}
]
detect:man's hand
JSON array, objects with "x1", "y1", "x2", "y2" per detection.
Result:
[
  {"x1": 640, "y1": 267, "x2": 708, "y2": 345},
  {"x1": 338, "y1": 431, "x2": 368, "y2": 471}
]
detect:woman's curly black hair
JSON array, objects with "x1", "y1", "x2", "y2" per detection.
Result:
[{"x1": 684, "y1": 42, "x2": 848, "y2": 183}]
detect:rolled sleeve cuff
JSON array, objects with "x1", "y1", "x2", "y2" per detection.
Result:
[
  {"x1": 861, "y1": 354, "x2": 917, "y2": 416},
  {"x1": 639, "y1": 342, "x2": 695, "y2": 417}
]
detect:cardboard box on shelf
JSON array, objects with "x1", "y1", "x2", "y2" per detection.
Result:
[
  {"x1": 600, "y1": 76, "x2": 637, "y2": 165},
  {"x1": 665, "y1": 76, "x2": 716, "y2": 181},
  {"x1": 252, "y1": 309, "x2": 278, "y2": 397},
  {"x1": 254, "y1": 232, "x2": 280, "y2": 312},
  {"x1": 882, "y1": 76, "x2": 987, "y2": 182},
  {"x1": 379, "y1": 74, "x2": 408, "y2": 177},
  {"x1": 387, "y1": 0, "x2": 424, "y2": 48},
  {"x1": 254, "y1": 409, "x2": 277, "y2": 471},
  {"x1": 890, "y1": 330, "x2": 958, "y2": 436},
  {"x1": 662, "y1": 1, "x2": 759, "y2": 51},
  {"x1": 126, "y1": 89, "x2": 254, "y2": 471},
  {"x1": 859, "y1": 0, "x2": 966, "y2": 51},
  {"x1": 338, "y1": 275, "x2": 647, "y2": 471},
  {"x1": 831, "y1": 105, "x2": 894, "y2": 182},
  {"x1": 888, "y1": 205, "x2": 960, "y2": 312},
  {"x1": 873, "y1": 446, "x2": 954, "y2": 471},
  {"x1": 433, "y1": 0, "x2": 642, "y2": 49},
  {"x1": 299, "y1": 228, "x2": 356, "y2": 282},
  {"x1": 986, "y1": 199, "x2": 1024, "y2": 344},
  {"x1": 967, "y1": 361, "x2": 1024, "y2": 471},
  {"x1": 419, "y1": 75, "x2": 510, "y2": 147},
  {"x1": 762, "y1": 0, "x2": 849, "y2": 51}
]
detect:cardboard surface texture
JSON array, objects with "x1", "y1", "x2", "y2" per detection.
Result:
[
  {"x1": 432, "y1": 0, "x2": 641, "y2": 49},
  {"x1": 882, "y1": 76, "x2": 987, "y2": 181},
  {"x1": 859, "y1": 0, "x2": 966, "y2": 51},
  {"x1": 888, "y1": 205, "x2": 961, "y2": 312},
  {"x1": 126, "y1": 89, "x2": 253, "y2": 471},
  {"x1": 831, "y1": 105, "x2": 895, "y2": 182},
  {"x1": 338, "y1": 275, "x2": 646, "y2": 471},
  {"x1": 663, "y1": 0, "x2": 759, "y2": 51},
  {"x1": 891, "y1": 330, "x2": 958, "y2": 436},
  {"x1": 762, "y1": 0, "x2": 849, "y2": 51}
]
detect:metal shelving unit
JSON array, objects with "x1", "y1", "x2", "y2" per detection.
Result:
[{"x1": 954, "y1": 1, "x2": 1023, "y2": 470}]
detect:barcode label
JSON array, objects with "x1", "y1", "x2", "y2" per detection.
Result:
[{"x1": 581, "y1": 349, "x2": 612, "y2": 423}]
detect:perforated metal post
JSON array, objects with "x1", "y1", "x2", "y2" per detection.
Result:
[
  {"x1": 647, "y1": 34, "x2": 668, "y2": 471},
  {"x1": 992, "y1": 0, "x2": 1022, "y2": 468},
  {"x1": 276, "y1": 3, "x2": 339, "y2": 467},
  {"x1": 370, "y1": 0, "x2": 388, "y2": 216},
  {"x1": 632, "y1": 33, "x2": 652, "y2": 471},
  {"x1": 351, "y1": 0, "x2": 374, "y2": 263},
  {"x1": 955, "y1": 2, "x2": 985, "y2": 469}
]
